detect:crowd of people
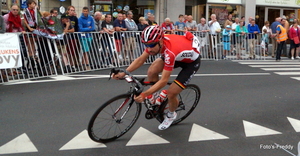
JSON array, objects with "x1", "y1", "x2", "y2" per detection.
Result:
[{"x1": 1, "y1": 0, "x2": 300, "y2": 82}]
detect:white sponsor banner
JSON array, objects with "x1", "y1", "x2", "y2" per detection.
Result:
[
  {"x1": 207, "y1": 0, "x2": 242, "y2": 4},
  {"x1": 0, "y1": 33, "x2": 22, "y2": 69},
  {"x1": 256, "y1": 0, "x2": 300, "y2": 7}
]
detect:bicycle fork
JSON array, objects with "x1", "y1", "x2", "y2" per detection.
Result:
[{"x1": 113, "y1": 96, "x2": 133, "y2": 123}]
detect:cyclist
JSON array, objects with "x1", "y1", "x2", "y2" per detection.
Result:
[{"x1": 113, "y1": 25, "x2": 201, "y2": 130}]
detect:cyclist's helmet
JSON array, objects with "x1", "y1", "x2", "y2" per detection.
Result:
[{"x1": 141, "y1": 25, "x2": 164, "y2": 44}]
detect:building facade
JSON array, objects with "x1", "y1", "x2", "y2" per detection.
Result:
[{"x1": 1, "y1": 0, "x2": 300, "y2": 28}]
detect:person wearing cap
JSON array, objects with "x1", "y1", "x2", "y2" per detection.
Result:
[
  {"x1": 247, "y1": 19, "x2": 260, "y2": 59},
  {"x1": 222, "y1": 25, "x2": 232, "y2": 59}
]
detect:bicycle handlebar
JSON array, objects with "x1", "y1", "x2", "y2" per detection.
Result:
[{"x1": 109, "y1": 68, "x2": 144, "y2": 96}]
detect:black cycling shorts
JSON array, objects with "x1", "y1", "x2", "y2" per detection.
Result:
[{"x1": 161, "y1": 56, "x2": 201, "y2": 89}]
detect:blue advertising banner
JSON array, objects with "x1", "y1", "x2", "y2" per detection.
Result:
[{"x1": 21, "y1": 0, "x2": 27, "y2": 9}]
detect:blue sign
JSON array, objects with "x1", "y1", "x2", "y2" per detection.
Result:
[{"x1": 21, "y1": 0, "x2": 27, "y2": 9}]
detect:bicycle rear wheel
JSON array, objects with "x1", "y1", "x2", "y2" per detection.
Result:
[
  {"x1": 157, "y1": 84, "x2": 201, "y2": 125},
  {"x1": 87, "y1": 93, "x2": 141, "y2": 143}
]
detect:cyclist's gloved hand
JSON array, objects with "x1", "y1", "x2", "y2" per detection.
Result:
[
  {"x1": 110, "y1": 68, "x2": 126, "y2": 80},
  {"x1": 134, "y1": 92, "x2": 145, "y2": 103},
  {"x1": 112, "y1": 72, "x2": 126, "y2": 80}
]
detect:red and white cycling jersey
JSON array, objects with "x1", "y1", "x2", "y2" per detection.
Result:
[{"x1": 145, "y1": 31, "x2": 200, "y2": 71}]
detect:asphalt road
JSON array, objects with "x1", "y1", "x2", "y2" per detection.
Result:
[{"x1": 1, "y1": 59, "x2": 300, "y2": 156}]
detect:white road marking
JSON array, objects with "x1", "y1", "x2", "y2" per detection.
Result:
[
  {"x1": 3, "y1": 73, "x2": 270, "y2": 85},
  {"x1": 287, "y1": 117, "x2": 300, "y2": 132},
  {"x1": 126, "y1": 127, "x2": 169, "y2": 146},
  {"x1": 0, "y1": 133, "x2": 38, "y2": 155},
  {"x1": 59, "y1": 130, "x2": 106, "y2": 151},
  {"x1": 188, "y1": 123, "x2": 229, "y2": 142},
  {"x1": 243, "y1": 120, "x2": 282, "y2": 137},
  {"x1": 274, "y1": 72, "x2": 300, "y2": 75},
  {"x1": 250, "y1": 65, "x2": 300, "y2": 67},
  {"x1": 261, "y1": 68, "x2": 300, "y2": 71}
]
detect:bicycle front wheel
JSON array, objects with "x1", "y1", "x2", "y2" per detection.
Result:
[
  {"x1": 87, "y1": 94, "x2": 141, "y2": 143},
  {"x1": 157, "y1": 84, "x2": 201, "y2": 125}
]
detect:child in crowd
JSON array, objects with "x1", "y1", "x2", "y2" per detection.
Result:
[
  {"x1": 261, "y1": 29, "x2": 269, "y2": 56},
  {"x1": 222, "y1": 25, "x2": 232, "y2": 59}
]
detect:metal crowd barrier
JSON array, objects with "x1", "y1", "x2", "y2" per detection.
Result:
[
  {"x1": 0, "y1": 31, "x2": 270, "y2": 84},
  {"x1": 189, "y1": 31, "x2": 267, "y2": 61}
]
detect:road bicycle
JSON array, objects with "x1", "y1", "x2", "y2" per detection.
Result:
[{"x1": 87, "y1": 68, "x2": 201, "y2": 143}]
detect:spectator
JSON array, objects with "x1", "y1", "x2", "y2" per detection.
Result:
[
  {"x1": 23, "y1": 0, "x2": 38, "y2": 68},
  {"x1": 3, "y1": 4, "x2": 25, "y2": 76},
  {"x1": 208, "y1": 14, "x2": 221, "y2": 58},
  {"x1": 66, "y1": 6, "x2": 79, "y2": 32},
  {"x1": 247, "y1": 19, "x2": 260, "y2": 59},
  {"x1": 114, "y1": 13, "x2": 127, "y2": 63},
  {"x1": 275, "y1": 18, "x2": 288, "y2": 61},
  {"x1": 222, "y1": 25, "x2": 232, "y2": 59},
  {"x1": 78, "y1": 6, "x2": 95, "y2": 71},
  {"x1": 186, "y1": 15, "x2": 197, "y2": 31},
  {"x1": 183, "y1": 15, "x2": 188, "y2": 23},
  {"x1": 282, "y1": 15, "x2": 290, "y2": 57},
  {"x1": 93, "y1": 11, "x2": 104, "y2": 69},
  {"x1": 232, "y1": 18, "x2": 239, "y2": 32},
  {"x1": 94, "y1": 12, "x2": 103, "y2": 32},
  {"x1": 147, "y1": 14, "x2": 157, "y2": 25},
  {"x1": 50, "y1": 9, "x2": 58, "y2": 17},
  {"x1": 241, "y1": 16, "x2": 245, "y2": 26},
  {"x1": 196, "y1": 18, "x2": 210, "y2": 51},
  {"x1": 60, "y1": 14, "x2": 75, "y2": 72},
  {"x1": 161, "y1": 17, "x2": 175, "y2": 34},
  {"x1": 261, "y1": 29, "x2": 269, "y2": 57},
  {"x1": 231, "y1": 18, "x2": 239, "y2": 55},
  {"x1": 247, "y1": 17, "x2": 253, "y2": 26},
  {"x1": 122, "y1": 13, "x2": 126, "y2": 20},
  {"x1": 289, "y1": 21, "x2": 300, "y2": 60},
  {"x1": 124, "y1": 11, "x2": 138, "y2": 62},
  {"x1": 66, "y1": 6, "x2": 79, "y2": 70},
  {"x1": 224, "y1": 14, "x2": 233, "y2": 28},
  {"x1": 270, "y1": 17, "x2": 281, "y2": 58},
  {"x1": 138, "y1": 16, "x2": 149, "y2": 31},
  {"x1": 235, "y1": 20, "x2": 248, "y2": 59},
  {"x1": 262, "y1": 21, "x2": 272, "y2": 56},
  {"x1": 3, "y1": 5, "x2": 25, "y2": 33},
  {"x1": 289, "y1": 18, "x2": 300, "y2": 58},
  {"x1": 174, "y1": 14, "x2": 187, "y2": 35},
  {"x1": 101, "y1": 14, "x2": 115, "y2": 67}
]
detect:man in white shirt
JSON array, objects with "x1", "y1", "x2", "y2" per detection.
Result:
[
  {"x1": 208, "y1": 14, "x2": 221, "y2": 59},
  {"x1": 231, "y1": 18, "x2": 239, "y2": 55}
]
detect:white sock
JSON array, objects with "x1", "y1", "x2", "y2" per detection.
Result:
[{"x1": 167, "y1": 111, "x2": 175, "y2": 118}]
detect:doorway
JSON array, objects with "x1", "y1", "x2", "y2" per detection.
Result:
[
  {"x1": 267, "y1": 8, "x2": 280, "y2": 23},
  {"x1": 265, "y1": 7, "x2": 297, "y2": 24}
]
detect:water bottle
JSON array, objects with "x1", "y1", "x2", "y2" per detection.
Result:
[
  {"x1": 146, "y1": 94, "x2": 155, "y2": 105},
  {"x1": 155, "y1": 90, "x2": 168, "y2": 105}
]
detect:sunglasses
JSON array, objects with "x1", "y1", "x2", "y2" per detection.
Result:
[
  {"x1": 12, "y1": 9, "x2": 19, "y2": 11},
  {"x1": 144, "y1": 42, "x2": 158, "y2": 48}
]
